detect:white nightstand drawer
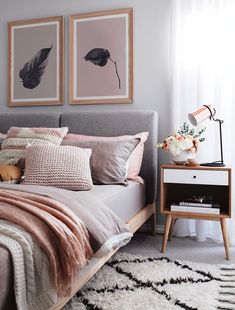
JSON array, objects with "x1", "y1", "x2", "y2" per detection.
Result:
[{"x1": 164, "y1": 169, "x2": 229, "y2": 186}]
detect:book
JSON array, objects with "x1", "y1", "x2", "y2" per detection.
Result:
[
  {"x1": 170, "y1": 204, "x2": 220, "y2": 214},
  {"x1": 179, "y1": 201, "x2": 212, "y2": 208}
]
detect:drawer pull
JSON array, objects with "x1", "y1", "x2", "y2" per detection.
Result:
[{"x1": 193, "y1": 175, "x2": 196, "y2": 179}]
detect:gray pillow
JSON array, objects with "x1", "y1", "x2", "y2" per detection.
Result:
[{"x1": 62, "y1": 139, "x2": 139, "y2": 185}]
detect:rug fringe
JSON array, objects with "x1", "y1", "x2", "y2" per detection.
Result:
[
  {"x1": 218, "y1": 299, "x2": 235, "y2": 305},
  {"x1": 218, "y1": 267, "x2": 235, "y2": 310},
  {"x1": 219, "y1": 292, "x2": 235, "y2": 296}
]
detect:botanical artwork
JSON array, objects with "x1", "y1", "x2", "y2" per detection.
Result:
[
  {"x1": 84, "y1": 48, "x2": 121, "y2": 89},
  {"x1": 19, "y1": 46, "x2": 52, "y2": 89},
  {"x1": 70, "y1": 8, "x2": 133, "y2": 104},
  {"x1": 8, "y1": 16, "x2": 64, "y2": 106}
]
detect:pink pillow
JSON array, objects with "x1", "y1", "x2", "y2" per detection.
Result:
[{"x1": 64, "y1": 132, "x2": 149, "y2": 183}]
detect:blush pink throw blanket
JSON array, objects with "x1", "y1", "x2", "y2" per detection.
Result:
[{"x1": 0, "y1": 189, "x2": 93, "y2": 297}]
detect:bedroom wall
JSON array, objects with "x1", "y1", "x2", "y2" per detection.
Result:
[{"x1": 0, "y1": 0, "x2": 171, "y2": 226}]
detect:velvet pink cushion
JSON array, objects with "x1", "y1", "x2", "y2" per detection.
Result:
[{"x1": 64, "y1": 132, "x2": 149, "y2": 183}]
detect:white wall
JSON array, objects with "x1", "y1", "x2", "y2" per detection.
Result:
[{"x1": 0, "y1": 0, "x2": 171, "y2": 224}]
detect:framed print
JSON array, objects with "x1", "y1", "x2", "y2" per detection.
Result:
[
  {"x1": 69, "y1": 8, "x2": 133, "y2": 104},
  {"x1": 8, "y1": 16, "x2": 64, "y2": 106}
]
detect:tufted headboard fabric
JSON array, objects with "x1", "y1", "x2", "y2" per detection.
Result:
[{"x1": 0, "y1": 110, "x2": 158, "y2": 204}]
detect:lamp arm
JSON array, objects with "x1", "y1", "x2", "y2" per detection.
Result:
[
  {"x1": 203, "y1": 104, "x2": 224, "y2": 123},
  {"x1": 218, "y1": 118, "x2": 224, "y2": 164},
  {"x1": 203, "y1": 105, "x2": 224, "y2": 165}
]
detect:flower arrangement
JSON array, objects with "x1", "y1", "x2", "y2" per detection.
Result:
[{"x1": 157, "y1": 122, "x2": 206, "y2": 157}]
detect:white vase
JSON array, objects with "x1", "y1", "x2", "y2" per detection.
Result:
[{"x1": 171, "y1": 150, "x2": 196, "y2": 165}]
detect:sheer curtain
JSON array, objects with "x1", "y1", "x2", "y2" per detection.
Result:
[{"x1": 170, "y1": 0, "x2": 235, "y2": 245}]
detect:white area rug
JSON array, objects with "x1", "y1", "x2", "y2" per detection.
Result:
[{"x1": 64, "y1": 253, "x2": 235, "y2": 310}]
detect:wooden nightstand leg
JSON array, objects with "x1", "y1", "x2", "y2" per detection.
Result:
[
  {"x1": 161, "y1": 215, "x2": 172, "y2": 253},
  {"x1": 168, "y1": 217, "x2": 176, "y2": 241},
  {"x1": 220, "y1": 218, "x2": 230, "y2": 261},
  {"x1": 151, "y1": 208, "x2": 157, "y2": 236}
]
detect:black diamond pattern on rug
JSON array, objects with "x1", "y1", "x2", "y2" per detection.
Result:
[{"x1": 63, "y1": 254, "x2": 235, "y2": 310}]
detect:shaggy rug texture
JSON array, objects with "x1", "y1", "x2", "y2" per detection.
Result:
[{"x1": 63, "y1": 253, "x2": 235, "y2": 310}]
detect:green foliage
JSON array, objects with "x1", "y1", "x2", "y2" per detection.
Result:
[{"x1": 177, "y1": 122, "x2": 206, "y2": 142}]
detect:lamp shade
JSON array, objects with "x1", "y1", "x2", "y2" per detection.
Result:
[
  {"x1": 188, "y1": 105, "x2": 225, "y2": 167},
  {"x1": 188, "y1": 105, "x2": 213, "y2": 126}
]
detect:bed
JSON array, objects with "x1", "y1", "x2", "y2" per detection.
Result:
[{"x1": 0, "y1": 110, "x2": 158, "y2": 310}]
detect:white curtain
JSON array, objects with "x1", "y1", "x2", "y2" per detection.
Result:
[{"x1": 170, "y1": 0, "x2": 235, "y2": 245}]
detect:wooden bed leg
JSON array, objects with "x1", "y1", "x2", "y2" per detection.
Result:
[{"x1": 151, "y1": 204, "x2": 157, "y2": 236}]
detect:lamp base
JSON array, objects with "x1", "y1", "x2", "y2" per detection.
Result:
[{"x1": 200, "y1": 161, "x2": 225, "y2": 167}]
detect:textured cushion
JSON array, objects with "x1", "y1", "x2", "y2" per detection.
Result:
[
  {"x1": 0, "y1": 139, "x2": 5, "y2": 150},
  {"x1": 0, "y1": 164, "x2": 22, "y2": 183},
  {"x1": 62, "y1": 139, "x2": 139, "y2": 185},
  {"x1": 64, "y1": 132, "x2": 148, "y2": 183},
  {"x1": 0, "y1": 127, "x2": 68, "y2": 165},
  {"x1": 23, "y1": 145, "x2": 93, "y2": 190},
  {"x1": 0, "y1": 133, "x2": 6, "y2": 150}
]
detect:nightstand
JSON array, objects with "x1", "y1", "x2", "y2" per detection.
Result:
[{"x1": 160, "y1": 164, "x2": 232, "y2": 260}]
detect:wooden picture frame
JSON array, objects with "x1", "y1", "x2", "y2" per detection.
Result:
[
  {"x1": 69, "y1": 8, "x2": 133, "y2": 105},
  {"x1": 8, "y1": 16, "x2": 64, "y2": 107}
]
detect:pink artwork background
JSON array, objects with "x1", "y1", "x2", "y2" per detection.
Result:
[
  {"x1": 76, "y1": 16, "x2": 127, "y2": 98},
  {"x1": 13, "y1": 23, "x2": 57, "y2": 100}
]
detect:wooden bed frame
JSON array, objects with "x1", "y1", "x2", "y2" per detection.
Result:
[{"x1": 51, "y1": 203, "x2": 156, "y2": 310}]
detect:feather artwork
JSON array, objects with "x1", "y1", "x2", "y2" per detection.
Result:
[
  {"x1": 19, "y1": 45, "x2": 52, "y2": 89},
  {"x1": 84, "y1": 48, "x2": 121, "y2": 89}
]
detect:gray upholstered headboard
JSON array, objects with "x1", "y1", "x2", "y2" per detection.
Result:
[
  {"x1": 0, "y1": 113, "x2": 61, "y2": 133},
  {"x1": 61, "y1": 111, "x2": 158, "y2": 204},
  {"x1": 0, "y1": 110, "x2": 158, "y2": 204}
]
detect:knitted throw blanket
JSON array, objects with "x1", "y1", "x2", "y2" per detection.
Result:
[
  {"x1": 0, "y1": 189, "x2": 93, "y2": 298},
  {"x1": 0, "y1": 221, "x2": 57, "y2": 310}
]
